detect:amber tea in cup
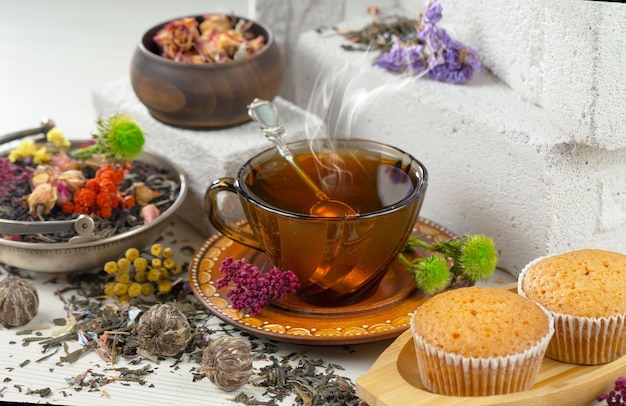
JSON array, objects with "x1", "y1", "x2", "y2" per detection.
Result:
[{"x1": 205, "y1": 138, "x2": 428, "y2": 306}]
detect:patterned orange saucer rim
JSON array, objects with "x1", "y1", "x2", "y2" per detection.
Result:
[{"x1": 188, "y1": 217, "x2": 455, "y2": 345}]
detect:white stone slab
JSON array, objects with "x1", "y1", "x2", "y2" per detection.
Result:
[
  {"x1": 250, "y1": 0, "x2": 347, "y2": 101},
  {"x1": 398, "y1": 0, "x2": 626, "y2": 150},
  {"x1": 289, "y1": 14, "x2": 626, "y2": 275}
]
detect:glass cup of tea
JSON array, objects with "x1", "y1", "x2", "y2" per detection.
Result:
[{"x1": 205, "y1": 138, "x2": 428, "y2": 307}]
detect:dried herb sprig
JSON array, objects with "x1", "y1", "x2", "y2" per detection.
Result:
[
  {"x1": 339, "y1": 14, "x2": 420, "y2": 53},
  {"x1": 338, "y1": 0, "x2": 482, "y2": 84},
  {"x1": 399, "y1": 234, "x2": 498, "y2": 294},
  {"x1": 72, "y1": 114, "x2": 145, "y2": 162}
]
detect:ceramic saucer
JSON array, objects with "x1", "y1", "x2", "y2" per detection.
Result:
[{"x1": 188, "y1": 217, "x2": 455, "y2": 345}]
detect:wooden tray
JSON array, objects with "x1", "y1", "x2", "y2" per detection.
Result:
[{"x1": 356, "y1": 283, "x2": 622, "y2": 405}]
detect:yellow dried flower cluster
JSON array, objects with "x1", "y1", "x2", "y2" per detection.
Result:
[
  {"x1": 103, "y1": 243, "x2": 184, "y2": 303},
  {"x1": 9, "y1": 127, "x2": 70, "y2": 164}
]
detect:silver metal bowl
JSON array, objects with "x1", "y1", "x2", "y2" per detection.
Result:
[{"x1": 0, "y1": 119, "x2": 188, "y2": 273}]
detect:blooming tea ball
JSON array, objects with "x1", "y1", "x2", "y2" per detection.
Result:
[
  {"x1": 202, "y1": 336, "x2": 253, "y2": 391},
  {"x1": 136, "y1": 303, "x2": 192, "y2": 357},
  {"x1": 0, "y1": 276, "x2": 39, "y2": 327}
]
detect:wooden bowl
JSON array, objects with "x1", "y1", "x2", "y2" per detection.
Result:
[{"x1": 130, "y1": 15, "x2": 284, "y2": 129}]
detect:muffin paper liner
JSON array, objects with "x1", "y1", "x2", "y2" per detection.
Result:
[
  {"x1": 518, "y1": 254, "x2": 626, "y2": 365},
  {"x1": 547, "y1": 311, "x2": 626, "y2": 364},
  {"x1": 410, "y1": 305, "x2": 554, "y2": 396}
]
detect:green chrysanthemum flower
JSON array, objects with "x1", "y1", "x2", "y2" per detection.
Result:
[
  {"x1": 409, "y1": 255, "x2": 450, "y2": 295},
  {"x1": 102, "y1": 115, "x2": 145, "y2": 160},
  {"x1": 401, "y1": 233, "x2": 498, "y2": 291},
  {"x1": 459, "y1": 235, "x2": 498, "y2": 282},
  {"x1": 72, "y1": 114, "x2": 145, "y2": 162}
]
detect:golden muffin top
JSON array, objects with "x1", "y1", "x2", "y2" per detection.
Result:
[
  {"x1": 412, "y1": 286, "x2": 550, "y2": 358},
  {"x1": 520, "y1": 249, "x2": 626, "y2": 317}
]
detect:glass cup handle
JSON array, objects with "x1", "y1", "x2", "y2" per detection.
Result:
[{"x1": 204, "y1": 177, "x2": 263, "y2": 251}]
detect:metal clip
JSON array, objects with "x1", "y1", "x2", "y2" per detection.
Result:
[{"x1": 0, "y1": 215, "x2": 100, "y2": 244}]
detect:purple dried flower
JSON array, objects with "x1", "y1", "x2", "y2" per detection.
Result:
[
  {"x1": 77, "y1": 330, "x2": 90, "y2": 347},
  {"x1": 56, "y1": 183, "x2": 71, "y2": 205},
  {"x1": 216, "y1": 257, "x2": 300, "y2": 315},
  {"x1": 418, "y1": 23, "x2": 453, "y2": 53},
  {"x1": 405, "y1": 44, "x2": 427, "y2": 72},
  {"x1": 427, "y1": 39, "x2": 482, "y2": 84},
  {"x1": 376, "y1": 43, "x2": 409, "y2": 72},
  {"x1": 598, "y1": 376, "x2": 626, "y2": 405},
  {"x1": 376, "y1": 43, "x2": 427, "y2": 74},
  {"x1": 376, "y1": 0, "x2": 482, "y2": 84},
  {"x1": 422, "y1": 0, "x2": 443, "y2": 25}
]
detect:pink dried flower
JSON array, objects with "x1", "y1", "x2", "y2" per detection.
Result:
[
  {"x1": 154, "y1": 14, "x2": 266, "y2": 64},
  {"x1": 140, "y1": 203, "x2": 160, "y2": 223},
  {"x1": 153, "y1": 17, "x2": 200, "y2": 61},
  {"x1": 55, "y1": 169, "x2": 86, "y2": 192},
  {"x1": 55, "y1": 183, "x2": 72, "y2": 205},
  {"x1": 216, "y1": 257, "x2": 300, "y2": 315},
  {"x1": 52, "y1": 154, "x2": 80, "y2": 172},
  {"x1": 0, "y1": 157, "x2": 31, "y2": 198}
]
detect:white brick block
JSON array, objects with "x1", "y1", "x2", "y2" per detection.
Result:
[
  {"x1": 397, "y1": 0, "x2": 626, "y2": 150},
  {"x1": 290, "y1": 17, "x2": 626, "y2": 274},
  {"x1": 249, "y1": 0, "x2": 347, "y2": 101},
  {"x1": 598, "y1": 175, "x2": 626, "y2": 233}
]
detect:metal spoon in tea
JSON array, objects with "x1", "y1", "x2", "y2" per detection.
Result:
[{"x1": 247, "y1": 99, "x2": 357, "y2": 217}]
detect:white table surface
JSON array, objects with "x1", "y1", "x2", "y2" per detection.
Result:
[{"x1": 0, "y1": 217, "x2": 515, "y2": 405}]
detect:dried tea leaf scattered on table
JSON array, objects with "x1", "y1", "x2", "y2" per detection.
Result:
[{"x1": 248, "y1": 354, "x2": 361, "y2": 406}]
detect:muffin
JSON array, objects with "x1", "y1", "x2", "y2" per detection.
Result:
[
  {"x1": 410, "y1": 286, "x2": 554, "y2": 396},
  {"x1": 518, "y1": 249, "x2": 626, "y2": 365}
]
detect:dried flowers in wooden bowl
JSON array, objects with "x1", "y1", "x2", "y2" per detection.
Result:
[
  {"x1": 0, "y1": 116, "x2": 187, "y2": 273},
  {"x1": 130, "y1": 13, "x2": 284, "y2": 129}
]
